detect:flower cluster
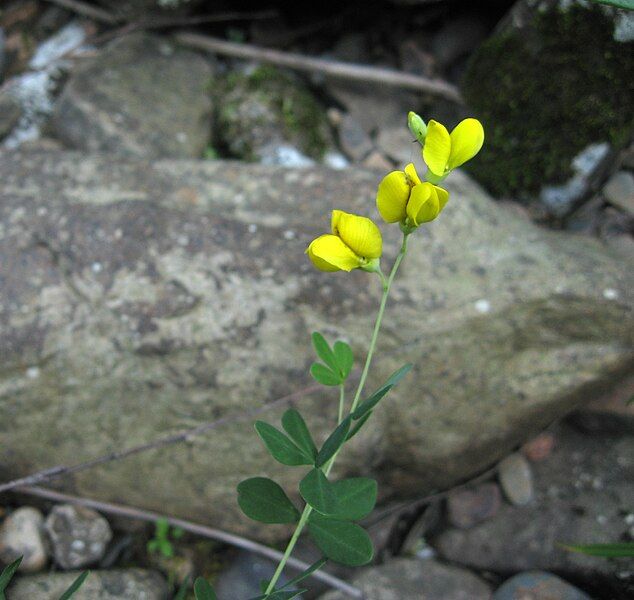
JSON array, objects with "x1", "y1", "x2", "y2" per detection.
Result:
[{"x1": 307, "y1": 112, "x2": 484, "y2": 273}]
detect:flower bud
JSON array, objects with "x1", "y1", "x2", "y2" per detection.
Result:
[{"x1": 408, "y1": 111, "x2": 427, "y2": 145}]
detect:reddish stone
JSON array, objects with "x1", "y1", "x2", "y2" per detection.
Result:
[
  {"x1": 522, "y1": 432, "x2": 556, "y2": 462},
  {"x1": 447, "y1": 482, "x2": 502, "y2": 529}
]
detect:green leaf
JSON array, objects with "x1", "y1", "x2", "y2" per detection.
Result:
[
  {"x1": 385, "y1": 363, "x2": 413, "y2": 386},
  {"x1": 560, "y1": 542, "x2": 634, "y2": 558},
  {"x1": 238, "y1": 477, "x2": 300, "y2": 524},
  {"x1": 159, "y1": 539, "x2": 174, "y2": 558},
  {"x1": 310, "y1": 362, "x2": 341, "y2": 386},
  {"x1": 315, "y1": 416, "x2": 352, "y2": 468},
  {"x1": 174, "y1": 576, "x2": 190, "y2": 600},
  {"x1": 155, "y1": 517, "x2": 169, "y2": 538},
  {"x1": 282, "y1": 409, "x2": 317, "y2": 460},
  {"x1": 589, "y1": 0, "x2": 634, "y2": 11},
  {"x1": 352, "y1": 364, "x2": 412, "y2": 420},
  {"x1": 308, "y1": 513, "x2": 373, "y2": 566},
  {"x1": 172, "y1": 526, "x2": 185, "y2": 539},
  {"x1": 58, "y1": 571, "x2": 89, "y2": 600},
  {"x1": 300, "y1": 468, "x2": 337, "y2": 514},
  {"x1": 346, "y1": 410, "x2": 372, "y2": 441},
  {"x1": 333, "y1": 341, "x2": 354, "y2": 379},
  {"x1": 279, "y1": 557, "x2": 327, "y2": 590},
  {"x1": 0, "y1": 557, "x2": 22, "y2": 593},
  {"x1": 329, "y1": 478, "x2": 377, "y2": 521},
  {"x1": 351, "y1": 384, "x2": 391, "y2": 421},
  {"x1": 312, "y1": 332, "x2": 339, "y2": 372},
  {"x1": 255, "y1": 421, "x2": 314, "y2": 466},
  {"x1": 194, "y1": 577, "x2": 217, "y2": 600}
]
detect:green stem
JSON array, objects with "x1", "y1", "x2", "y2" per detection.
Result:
[
  {"x1": 337, "y1": 384, "x2": 345, "y2": 424},
  {"x1": 349, "y1": 233, "x2": 408, "y2": 415},
  {"x1": 264, "y1": 233, "x2": 409, "y2": 596}
]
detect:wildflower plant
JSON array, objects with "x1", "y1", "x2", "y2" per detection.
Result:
[{"x1": 193, "y1": 111, "x2": 484, "y2": 599}]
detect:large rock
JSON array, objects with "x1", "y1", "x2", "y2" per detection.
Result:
[
  {"x1": 0, "y1": 150, "x2": 632, "y2": 541},
  {"x1": 7, "y1": 568, "x2": 167, "y2": 599},
  {"x1": 52, "y1": 33, "x2": 213, "y2": 158},
  {"x1": 463, "y1": 0, "x2": 634, "y2": 200}
]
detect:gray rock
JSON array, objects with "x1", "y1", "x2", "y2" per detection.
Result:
[
  {"x1": 431, "y1": 16, "x2": 489, "y2": 69},
  {"x1": 0, "y1": 507, "x2": 48, "y2": 573},
  {"x1": 447, "y1": 483, "x2": 502, "y2": 529},
  {"x1": 603, "y1": 171, "x2": 634, "y2": 214},
  {"x1": 498, "y1": 452, "x2": 534, "y2": 505},
  {"x1": 0, "y1": 151, "x2": 632, "y2": 541},
  {"x1": 7, "y1": 568, "x2": 167, "y2": 599},
  {"x1": 493, "y1": 571, "x2": 592, "y2": 600},
  {"x1": 376, "y1": 125, "x2": 416, "y2": 166},
  {"x1": 322, "y1": 80, "x2": 416, "y2": 135},
  {"x1": 45, "y1": 505, "x2": 112, "y2": 569},
  {"x1": 433, "y1": 425, "x2": 634, "y2": 584},
  {"x1": 214, "y1": 550, "x2": 288, "y2": 599},
  {"x1": 338, "y1": 113, "x2": 373, "y2": 162},
  {"x1": 540, "y1": 143, "x2": 612, "y2": 216},
  {"x1": 568, "y1": 374, "x2": 634, "y2": 435},
  {"x1": 216, "y1": 64, "x2": 330, "y2": 162},
  {"x1": 52, "y1": 33, "x2": 213, "y2": 158},
  {"x1": 0, "y1": 91, "x2": 21, "y2": 139},
  {"x1": 319, "y1": 558, "x2": 491, "y2": 600}
]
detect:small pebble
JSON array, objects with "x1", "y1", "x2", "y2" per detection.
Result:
[
  {"x1": 447, "y1": 483, "x2": 502, "y2": 529},
  {"x1": 522, "y1": 432, "x2": 555, "y2": 462},
  {"x1": 0, "y1": 507, "x2": 49, "y2": 572},
  {"x1": 498, "y1": 452, "x2": 534, "y2": 505},
  {"x1": 45, "y1": 504, "x2": 112, "y2": 569},
  {"x1": 494, "y1": 570, "x2": 592, "y2": 600}
]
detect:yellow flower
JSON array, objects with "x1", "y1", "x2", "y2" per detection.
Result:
[
  {"x1": 376, "y1": 163, "x2": 449, "y2": 227},
  {"x1": 306, "y1": 210, "x2": 382, "y2": 272},
  {"x1": 423, "y1": 118, "x2": 484, "y2": 182}
]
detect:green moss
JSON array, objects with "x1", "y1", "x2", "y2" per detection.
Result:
[
  {"x1": 462, "y1": 3, "x2": 634, "y2": 198},
  {"x1": 216, "y1": 65, "x2": 329, "y2": 160}
]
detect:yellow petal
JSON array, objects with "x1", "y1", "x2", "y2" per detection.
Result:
[
  {"x1": 376, "y1": 171, "x2": 409, "y2": 223},
  {"x1": 435, "y1": 185, "x2": 449, "y2": 213},
  {"x1": 422, "y1": 120, "x2": 451, "y2": 177},
  {"x1": 306, "y1": 234, "x2": 361, "y2": 272},
  {"x1": 447, "y1": 118, "x2": 484, "y2": 170},
  {"x1": 406, "y1": 183, "x2": 439, "y2": 226},
  {"x1": 331, "y1": 210, "x2": 382, "y2": 259},
  {"x1": 404, "y1": 163, "x2": 422, "y2": 186}
]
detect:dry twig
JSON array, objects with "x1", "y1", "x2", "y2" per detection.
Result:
[
  {"x1": 0, "y1": 383, "x2": 323, "y2": 495},
  {"x1": 45, "y1": 0, "x2": 121, "y2": 24},
  {"x1": 14, "y1": 486, "x2": 365, "y2": 599},
  {"x1": 175, "y1": 33, "x2": 463, "y2": 103}
]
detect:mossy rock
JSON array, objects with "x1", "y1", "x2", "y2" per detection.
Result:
[
  {"x1": 462, "y1": 1, "x2": 634, "y2": 199},
  {"x1": 215, "y1": 65, "x2": 331, "y2": 161}
]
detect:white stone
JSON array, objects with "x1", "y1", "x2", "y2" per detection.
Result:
[{"x1": 0, "y1": 507, "x2": 49, "y2": 572}]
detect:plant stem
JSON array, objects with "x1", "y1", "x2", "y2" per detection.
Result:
[
  {"x1": 337, "y1": 384, "x2": 345, "y2": 424},
  {"x1": 350, "y1": 232, "x2": 408, "y2": 415},
  {"x1": 265, "y1": 233, "x2": 409, "y2": 596}
]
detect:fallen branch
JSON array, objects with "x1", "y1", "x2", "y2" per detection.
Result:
[
  {"x1": 0, "y1": 382, "x2": 323, "y2": 495},
  {"x1": 14, "y1": 486, "x2": 364, "y2": 599},
  {"x1": 175, "y1": 33, "x2": 463, "y2": 103},
  {"x1": 45, "y1": 0, "x2": 121, "y2": 25}
]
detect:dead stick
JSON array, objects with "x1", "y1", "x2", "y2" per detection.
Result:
[
  {"x1": 14, "y1": 486, "x2": 364, "y2": 599},
  {"x1": 0, "y1": 382, "x2": 323, "y2": 495},
  {"x1": 175, "y1": 33, "x2": 463, "y2": 103},
  {"x1": 44, "y1": 0, "x2": 121, "y2": 24}
]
